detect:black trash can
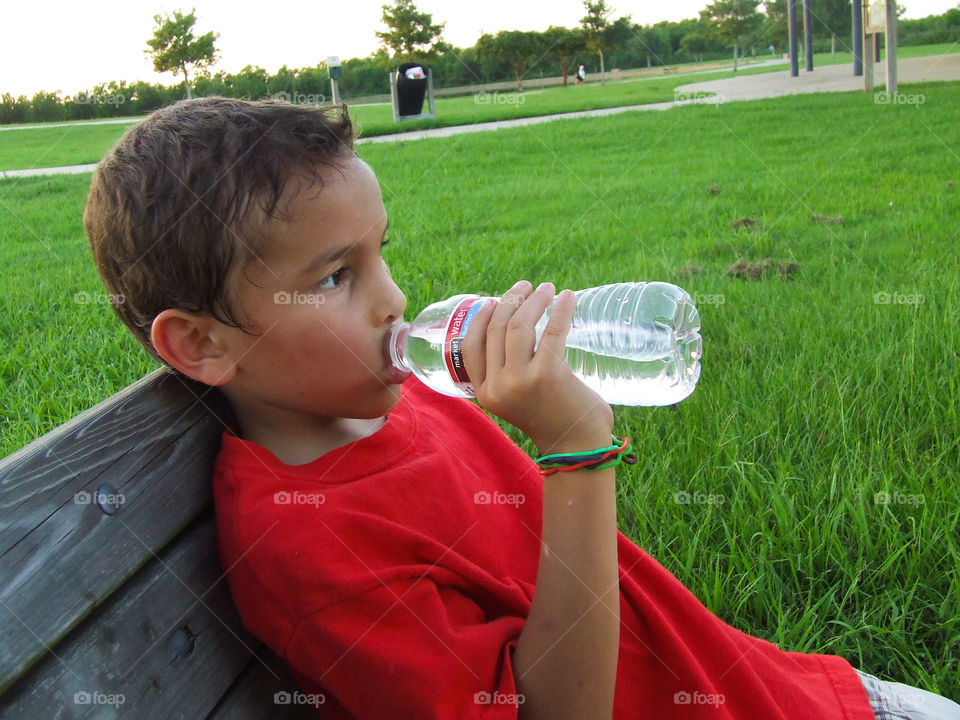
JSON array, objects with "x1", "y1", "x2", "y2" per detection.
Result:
[{"x1": 396, "y1": 63, "x2": 428, "y2": 116}]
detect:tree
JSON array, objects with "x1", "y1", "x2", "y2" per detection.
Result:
[
  {"x1": 703, "y1": 0, "x2": 762, "y2": 70},
  {"x1": 544, "y1": 26, "x2": 587, "y2": 87},
  {"x1": 761, "y1": 0, "x2": 789, "y2": 52},
  {"x1": 680, "y1": 32, "x2": 710, "y2": 63},
  {"x1": 580, "y1": 0, "x2": 613, "y2": 84},
  {"x1": 811, "y1": 0, "x2": 852, "y2": 54},
  {"x1": 375, "y1": 0, "x2": 445, "y2": 61},
  {"x1": 145, "y1": 9, "x2": 218, "y2": 99},
  {"x1": 476, "y1": 31, "x2": 545, "y2": 92},
  {"x1": 629, "y1": 25, "x2": 672, "y2": 67}
]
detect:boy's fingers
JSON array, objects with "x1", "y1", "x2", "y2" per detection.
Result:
[
  {"x1": 534, "y1": 288, "x2": 575, "y2": 364},
  {"x1": 486, "y1": 280, "x2": 531, "y2": 373},
  {"x1": 504, "y1": 282, "x2": 555, "y2": 366},
  {"x1": 461, "y1": 299, "x2": 495, "y2": 387}
]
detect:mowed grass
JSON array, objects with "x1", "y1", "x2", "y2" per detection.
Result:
[
  {"x1": 2, "y1": 42, "x2": 954, "y2": 171},
  {"x1": 2, "y1": 82, "x2": 959, "y2": 696},
  {"x1": 800, "y1": 39, "x2": 960, "y2": 68},
  {"x1": 0, "y1": 119, "x2": 140, "y2": 172},
  {"x1": 0, "y1": 60, "x2": 790, "y2": 171}
]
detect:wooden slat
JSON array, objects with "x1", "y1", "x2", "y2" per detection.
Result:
[
  {"x1": 0, "y1": 369, "x2": 234, "y2": 692},
  {"x1": 0, "y1": 368, "x2": 227, "y2": 548},
  {"x1": 207, "y1": 646, "x2": 319, "y2": 720},
  {"x1": 0, "y1": 516, "x2": 267, "y2": 719}
]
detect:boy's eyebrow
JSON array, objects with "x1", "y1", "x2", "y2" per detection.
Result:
[{"x1": 297, "y1": 220, "x2": 389, "y2": 278}]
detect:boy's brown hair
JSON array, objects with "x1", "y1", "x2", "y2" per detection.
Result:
[{"x1": 83, "y1": 96, "x2": 355, "y2": 361}]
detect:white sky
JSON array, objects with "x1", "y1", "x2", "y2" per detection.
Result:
[{"x1": 2, "y1": 0, "x2": 956, "y2": 97}]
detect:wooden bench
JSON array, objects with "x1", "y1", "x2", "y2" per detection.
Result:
[{"x1": 0, "y1": 368, "x2": 317, "y2": 718}]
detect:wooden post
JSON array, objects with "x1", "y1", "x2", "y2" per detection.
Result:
[
  {"x1": 852, "y1": 0, "x2": 863, "y2": 76},
  {"x1": 389, "y1": 71, "x2": 400, "y2": 124},
  {"x1": 426, "y1": 69, "x2": 435, "y2": 117},
  {"x1": 885, "y1": 0, "x2": 898, "y2": 94},
  {"x1": 803, "y1": 0, "x2": 814, "y2": 71},
  {"x1": 864, "y1": 34, "x2": 875, "y2": 91},
  {"x1": 788, "y1": 0, "x2": 799, "y2": 77}
]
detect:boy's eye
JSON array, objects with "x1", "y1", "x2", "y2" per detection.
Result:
[{"x1": 315, "y1": 268, "x2": 345, "y2": 291}]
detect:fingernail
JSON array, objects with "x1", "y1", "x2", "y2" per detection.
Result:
[{"x1": 537, "y1": 281, "x2": 554, "y2": 293}]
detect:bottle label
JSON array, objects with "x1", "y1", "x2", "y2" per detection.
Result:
[{"x1": 444, "y1": 297, "x2": 485, "y2": 392}]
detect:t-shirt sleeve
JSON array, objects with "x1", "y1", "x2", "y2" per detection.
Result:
[{"x1": 282, "y1": 578, "x2": 525, "y2": 719}]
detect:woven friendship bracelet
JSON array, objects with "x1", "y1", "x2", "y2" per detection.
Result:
[{"x1": 535, "y1": 436, "x2": 637, "y2": 476}]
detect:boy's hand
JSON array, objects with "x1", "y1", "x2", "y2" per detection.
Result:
[{"x1": 461, "y1": 280, "x2": 614, "y2": 455}]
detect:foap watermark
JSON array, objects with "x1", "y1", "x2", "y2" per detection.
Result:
[
  {"x1": 274, "y1": 690, "x2": 325, "y2": 707},
  {"x1": 874, "y1": 491, "x2": 924, "y2": 507},
  {"x1": 73, "y1": 691, "x2": 125, "y2": 708},
  {"x1": 692, "y1": 292, "x2": 725, "y2": 307},
  {"x1": 274, "y1": 291, "x2": 325, "y2": 307},
  {"x1": 672, "y1": 490, "x2": 725, "y2": 506},
  {"x1": 474, "y1": 490, "x2": 525, "y2": 508},
  {"x1": 272, "y1": 91, "x2": 326, "y2": 105},
  {"x1": 274, "y1": 490, "x2": 326, "y2": 507},
  {"x1": 74, "y1": 291, "x2": 124, "y2": 306},
  {"x1": 874, "y1": 91, "x2": 925, "y2": 108},
  {"x1": 474, "y1": 691, "x2": 525, "y2": 706},
  {"x1": 674, "y1": 690, "x2": 725, "y2": 708},
  {"x1": 874, "y1": 291, "x2": 924, "y2": 306},
  {"x1": 74, "y1": 488, "x2": 126, "y2": 510},
  {"x1": 74, "y1": 92, "x2": 126, "y2": 107},
  {"x1": 673, "y1": 91, "x2": 725, "y2": 107},
  {"x1": 473, "y1": 91, "x2": 525, "y2": 106}
]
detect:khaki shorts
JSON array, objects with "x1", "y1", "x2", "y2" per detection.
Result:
[{"x1": 855, "y1": 670, "x2": 960, "y2": 720}]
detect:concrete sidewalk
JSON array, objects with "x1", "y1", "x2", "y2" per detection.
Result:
[
  {"x1": 673, "y1": 52, "x2": 960, "y2": 101},
  {"x1": 3, "y1": 53, "x2": 958, "y2": 180}
]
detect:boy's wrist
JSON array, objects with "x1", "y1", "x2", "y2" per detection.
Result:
[{"x1": 532, "y1": 426, "x2": 616, "y2": 457}]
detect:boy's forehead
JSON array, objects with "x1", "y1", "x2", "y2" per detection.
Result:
[{"x1": 250, "y1": 157, "x2": 384, "y2": 270}]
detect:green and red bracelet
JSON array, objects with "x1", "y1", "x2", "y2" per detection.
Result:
[{"x1": 535, "y1": 436, "x2": 637, "y2": 476}]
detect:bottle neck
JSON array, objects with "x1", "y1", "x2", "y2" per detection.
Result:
[{"x1": 388, "y1": 322, "x2": 411, "y2": 372}]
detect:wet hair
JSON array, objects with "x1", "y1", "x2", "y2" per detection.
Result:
[{"x1": 83, "y1": 96, "x2": 355, "y2": 362}]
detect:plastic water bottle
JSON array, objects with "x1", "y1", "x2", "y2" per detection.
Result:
[{"x1": 388, "y1": 282, "x2": 702, "y2": 406}]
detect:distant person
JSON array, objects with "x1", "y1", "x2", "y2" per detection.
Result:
[
  {"x1": 770, "y1": 43, "x2": 776, "y2": 55},
  {"x1": 577, "y1": 64, "x2": 586, "y2": 84}
]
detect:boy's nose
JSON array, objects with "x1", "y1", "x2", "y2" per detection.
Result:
[{"x1": 378, "y1": 262, "x2": 407, "y2": 325}]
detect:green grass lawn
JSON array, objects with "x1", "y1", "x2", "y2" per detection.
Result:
[
  {"x1": 0, "y1": 54, "x2": 794, "y2": 172},
  {"x1": 2, "y1": 80, "x2": 958, "y2": 697},
  {"x1": 803, "y1": 39, "x2": 960, "y2": 68},
  {"x1": 0, "y1": 67, "x2": 747, "y2": 171},
  {"x1": 1, "y1": 42, "x2": 955, "y2": 172}
]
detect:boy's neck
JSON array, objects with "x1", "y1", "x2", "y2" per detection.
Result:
[{"x1": 228, "y1": 399, "x2": 387, "y2": 466}]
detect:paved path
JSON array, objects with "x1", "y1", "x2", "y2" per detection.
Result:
[
  {"x1": 673, "y1": 52, "x2": 960, "y2": 101},
  {"x1": 3, "y1": 54, "x2": 957, "y2": 180},
  {"x1": 0, "y1": 117, "x2": 140, "y2": 132}
]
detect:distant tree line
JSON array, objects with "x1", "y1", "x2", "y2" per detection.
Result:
[{"x1": 2, "y1": 5, "x2": 957, "y2": 124}]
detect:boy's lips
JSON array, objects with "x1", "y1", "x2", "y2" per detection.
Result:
[
  {"x1": 383, "y1": 327, "x2": 412, "y2": 385},
  {"x1": 385, "y1": 364, "x2": 412, "y2": 385}
]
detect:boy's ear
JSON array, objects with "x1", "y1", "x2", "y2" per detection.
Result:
[{"x1": 151, "y1": 309, "x2": 237, "y2": 387}]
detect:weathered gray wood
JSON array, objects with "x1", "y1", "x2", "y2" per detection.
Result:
[
  {"x1": 0, "y1": 515, "x2": 287, "y2": 719},
  {"x1": 0, "y1": 368, "x2": 234, "y2": 693},
  {"x1": 0, "y1": 367, "x2": 227, "y2": 547},
  {"x1": 207, "y1": 646, "x2": 320, "y2": 720}
]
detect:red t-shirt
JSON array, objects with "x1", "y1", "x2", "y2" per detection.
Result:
[{"x1": 213, "y1": 376, "x2": 872, "y2": 719}]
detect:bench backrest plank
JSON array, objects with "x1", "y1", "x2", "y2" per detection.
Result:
[
  {"x1": 0, "y1": 369, "x2": 228, "y2": 691},
  {"x1": 0, "y1": 368, "x2": 311, "y2": 716}
]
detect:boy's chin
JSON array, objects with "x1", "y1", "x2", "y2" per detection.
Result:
[{"x1": 342, "y1": 381, "x2": 406, "y2": 419}]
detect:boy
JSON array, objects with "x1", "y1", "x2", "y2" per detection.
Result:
[{"x1": 84, "y1": 98, "x2": 958, "y2": 719}]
